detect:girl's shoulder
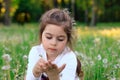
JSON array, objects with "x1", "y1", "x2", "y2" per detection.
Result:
[
  {"x1": 29, "y1": 44, "x2": 44, "y2": 56},
  {"x1": 61, "y1": 47, "x2": 77, "y2": 63},
  {"x1": 63, "y1": 47, "x2": 77, "y2": 58},
  {"x1": 30, "y1": 44, "x2": 44, "y2": 52}
]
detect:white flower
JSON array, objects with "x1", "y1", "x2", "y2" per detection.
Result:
[
  {"x1": 97, "y1": 54, "x2": 102, "y2": 60},
  {"x1": 93, "y1": 38, "x2": 101, "y2": 44},
  {"x1": 90, "y1": 61, "x2": 94, "y2": 66},
  {"x1": 102, "y1": 58, "x2": 108, "y2": 64},
  {"x1": 110, "y1": 77, "x2": 116, "y2": 80},
  {"x1": 2, "y1": 54, "x2": 12, "y2": 62},
  {"x1": 1, "y1": 65, "x2": 10, "y2": 70},
  {"x1": 23, "y1": 55, "x2": 28, "y2": 60},
  {"x1": 114, "y1": 64, "x2": 120, "y2": 69}
]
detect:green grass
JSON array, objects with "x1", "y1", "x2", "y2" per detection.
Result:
[{"x1": 0, "y1": 23, "x2": 120, "y2": 80}]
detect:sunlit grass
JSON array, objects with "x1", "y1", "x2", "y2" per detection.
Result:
[
  {"x1": 76, "y1": 26, "x2": 120, "y2": 39},
  {"x1": 0, "y1": 23, "x2": 120, "y2": 80}
]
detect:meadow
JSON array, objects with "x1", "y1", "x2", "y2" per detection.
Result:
[{"x1": 0, "y1": 23, "x2": 120, "y2": 80}]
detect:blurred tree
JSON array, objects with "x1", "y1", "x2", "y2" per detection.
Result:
[
  {"x1": 100, "y1": 0, "x2": 120, "y2": 22},
  {"x1": 3, "y1": 0, "x2": 11, "y2": 26},
  {"x1": 90, "y1": 0, "x2": 97, "y2": 26},
  {"x1": 76, "y1": 0, "x2": 91, "y2": 25},
  {"x1": 53, "y1": 0, "x2": 59, "y2": 8},
  {"x1": 13, "y1": 0, "x2": 32, "y2": 25},
  {"x1": 11, "y1": 0, "x2": 120, "y2": 24},
  {"x1": 76, "y1": 0, "x2": 105, "y2": 26},
  {"x1": 0, "y1": 0, "x2": 5, "y2": 17}
]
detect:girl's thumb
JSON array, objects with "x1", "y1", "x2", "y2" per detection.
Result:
[{"x1": 58, "y1": 64, "x2": 66, "y2": 73}]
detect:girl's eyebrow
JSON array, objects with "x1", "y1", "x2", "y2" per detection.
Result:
[
  {"x1": 45, "y1": 32, "x2": 66, "y2": 37},
  {"x1": 45, "y1": 33, "x2": 52, "y2": 35}
]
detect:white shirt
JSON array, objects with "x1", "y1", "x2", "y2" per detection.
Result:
[{"x1": 26, "y1": 44, "x2": 80, "y2": 80}]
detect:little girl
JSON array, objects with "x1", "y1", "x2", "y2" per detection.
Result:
[{"x1": 26, "y1": 8, "x2": 83, "y2": 80}]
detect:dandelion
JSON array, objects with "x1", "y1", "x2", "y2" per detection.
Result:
[
  {"x1": 114, "y1": 64, "x2": 120, "y2": 69},
  {"x1": 97, "y1": 54, "x2": 102, "y2": 60},
  {"x1": 90, "y1": 61, "x2": 94, "y2": 66},
  {"x1": 102, "y1": 58, "x2": 108, "y2": 68},
  {"x1": 110, "y1": 77, "x2": 116, "y2": 80},
  {"x1": 23, "y1": 55, "x2": 28, "y2": 60},
  {"x1": 102, "y1": 58, "x2": 108, "y2": 64},
  {"x1": 1, "y1": 65, "x2": 10, "y2": 70},
  {"x1": 2, "y1": 54, "x2": 12, "y2": 62},
  {"x1": 93, "y1": 37, "x2": 101, "y2": 44}
]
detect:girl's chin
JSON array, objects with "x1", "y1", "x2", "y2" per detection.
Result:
[{"x1": 47, "y1": 51, "x2": 59, "y2": 55}]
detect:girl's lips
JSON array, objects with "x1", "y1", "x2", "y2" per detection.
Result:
[{"x1": 49, "y1": 48, "x2": 57, "y2": 51}]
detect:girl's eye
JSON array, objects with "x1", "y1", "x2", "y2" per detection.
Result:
[
  {"x1": 46, "y1": 36, "x2": 52, "y2": 39},
  {"x1": 57, "y1": 38, "x2": 64, "y2": 41}
]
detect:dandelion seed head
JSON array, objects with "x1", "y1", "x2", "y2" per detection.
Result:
[
  {"x1": 97, "y1": 54, "x2": 102, "y2": 60},
  {"x1": 2, "y1": 54, "x2": 12, "y2": 62},
  {"x1": 90, "y1": 61, "x2": 94, "y2": 66},
  {"x1": 1, "y1": 65, "x2": 10, "y2": 70},
  {"x1": 93, "y1": 38, "x2": 101, "y2": 44},
  {"x1": 114, "y1": 64, "x2": 120, "y2": 69},
  {"x1": 12, "y1": 69, "x2": 17, "y2": 73},
  {"x1": 103, "y1": 58, "x2": 108, "y2": 64},
  {"x1": 23, "y1": 55, "x2": 28, "y2": 60},
  {"x1": 110, "y1": 77, "x2": 116, "y2": 80}
]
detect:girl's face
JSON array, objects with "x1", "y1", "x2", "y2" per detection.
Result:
[{"x1": 42, "y1": 24, "x2": 68, "y2": 58}]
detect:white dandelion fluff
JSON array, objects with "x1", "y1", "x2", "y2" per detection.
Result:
[
  {"x1": 2, "y1": 54, "x2": 12, "y2": 62},
  {"x1": 23, "y1": 55, "x2": 28, "y2": 60},
  {"x1": 97, "y1": 54, "x2": 102, "y2": 60},
  {"x1": 1, "y1": 65, "x2": 10, "y2": 70}
]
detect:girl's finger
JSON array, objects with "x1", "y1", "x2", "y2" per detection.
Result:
[{"x1": 58, "y1": 64, "x2": 66, "y2": 73}]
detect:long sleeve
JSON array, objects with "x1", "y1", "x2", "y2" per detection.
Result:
[
  {"x1": 57, "y1": 51, "x2": 79, "y2": 80},
  {"x1": 26, "y1": 46, "x2": 41, "y2": 80}
]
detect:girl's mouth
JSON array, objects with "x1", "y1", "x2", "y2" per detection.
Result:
[{"x1": 49, "y1": 48, "x2": 57, "y2": 51}]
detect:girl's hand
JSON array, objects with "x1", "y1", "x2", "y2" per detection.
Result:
[
  {"x1": 32, "y1": 58, "x2": 66, "y2": 79},
  {"x1": 32, "y1": 58, "x2": 47, "y2": 77},
  {"x1": 45, "y1": 61, "x2": 66, "y2": 80}
]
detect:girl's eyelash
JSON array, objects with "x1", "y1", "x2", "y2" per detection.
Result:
[
  {"x1": 46, "y1": 36, "x2": 52, "y2": 39},
  {"x1": 57, "y1": 38, "x2": 64, "y2": 41}
]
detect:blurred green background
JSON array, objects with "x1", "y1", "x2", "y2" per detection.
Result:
[
  {"x1": 0, "y1": 0, "x2": 120, "y2": 26},
  {"x1": 0, "y1": 0, "x2": 120, "y2": 80}
]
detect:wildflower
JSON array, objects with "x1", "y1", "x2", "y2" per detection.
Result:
[
  {"x1": 2, "y1": 54, "x2": 12, "y2": 62},
  {"x1": 23, "y1": 55, "x2": 28, "y2": 60},
  {"x1": 90, "y1": 61, "x2": 94, "y2": 66},
  {"x1": 93, "y1": 37, "x2": 101, "y2": 44},
  {"x1": 97, "y1": 54, "x2": 102, "y2": 60},
  {"x1": 1, "y1": 65, "x2": 10, "y2": 70},
  {"x1": 102, "y1": 58, "x2": 108, "y2": 68},
  {"x1": 114, "y1": 64, "x2": 120, "y2": 69},
  {"x1": 110, "y1": 77, "x2": 116, "y2": 80},
  {"x1": 102, "y1": 58, "x2": 108, "y2": 64},
  {"x1": 12, "y1": 69, "x2": 17, "y2": 73}
]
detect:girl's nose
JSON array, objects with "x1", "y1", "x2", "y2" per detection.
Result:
[{"x1": 51, "y1": 38, "x2": 57, "y2": 46}]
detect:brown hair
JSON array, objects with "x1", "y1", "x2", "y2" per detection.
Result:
[
  {"x1": 39, "y1": 8, "x2": 73, "y2": 48},
  {"x1": 39, "y1": 8, "x2": 83, "y2": 79},
  {"x1": 76, "y1": 58, "x2": 84, "y2": 80}
]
